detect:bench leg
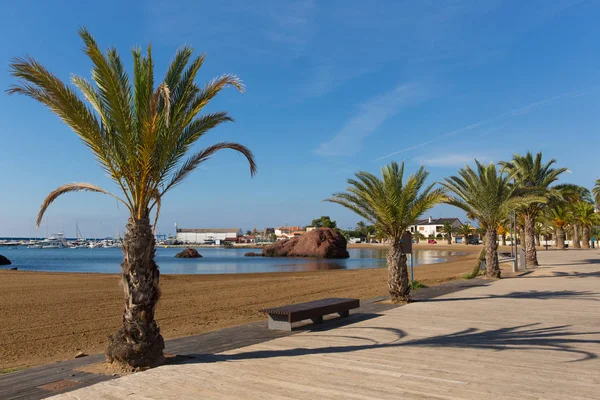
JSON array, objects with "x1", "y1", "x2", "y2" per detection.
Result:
[
  {"x1": 267, "y1": 314, "x2": 292, "y2": 331},
  {"x1": 338, "y1": 310, "x2": 350, "y2": 318},
  {"x1": 311, "y1": 316, "x2": 324, "y2": 324}
]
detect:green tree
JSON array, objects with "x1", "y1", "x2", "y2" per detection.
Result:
[
  {"x1": 325, "y1": 162, "x2": 445, "y2": 302},
  {"x1": 356, "y1": 221, "x2": 367, "y2": 239},
  {"x1": 546, "y1": 203, "x2": 569, "y2": 249},
  {"x1": 564, "y1": 185, "x2": 592, "y2": 249},
  {"x1": 311, "y1": 216, "x2": 337, "y2": 229},
  {"x1": 456, "y1": 223, "x2": 473, "y2": 245},
  {"x1": 571, "y1": 201, "x2": 600, "y2": 249},
  {"x1": 440, "y1": 221, "x2": 456, "y2": 245},
  {"x1": 499, "y1": 152, "x2": 571, "y2": 267},
  {"x1": 8, "y1": 29, "x2": 256, "y2": 368},
  {"x1": 442, "y1": 161, "x2": 541, "y2": 278},
  {"x1": 593, "y1": 179, "x2": 600, "y2": 208}
]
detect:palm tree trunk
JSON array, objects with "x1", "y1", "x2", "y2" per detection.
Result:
[
  {"x1": 106, "y1": 217, "x2": 165, "y2": 368},
  {"x1": 447, "y1": 234, "x2": 451, "y2": 245},
  {"x1": 535, "y1": 234, "x2": 541, "y2": 247},
  {"x1": 581, "y1": 226, "x2": 591, "y2": 248},
  {"x1": 387, "y1": 240, "x2": 410, "y2": 302},
  {"x1": 555, "y1": 227, "x2": 565, "y2": 249},
  {"x1": 463, "y1": 235, "x2": 468, "y2": 245},
  {"x1": 523, "y1": 214, "x2": 538, "y2": 267},
  {"x1": 484, "y1": 228, "x2": 500, "y2": 278},
  {"x1": 501, "y1": 233, "x2": 506, "y2": 246},
  {"x1": 572, "y1": 224, "x2": 581, "y2": 248}
]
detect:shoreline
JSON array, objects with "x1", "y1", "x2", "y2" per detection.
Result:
[{"x1": 0, "y1": 244, "x2": 502, "y2": 371}]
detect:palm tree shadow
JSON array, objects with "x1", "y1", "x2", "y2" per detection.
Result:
[
  {"x1": 420, "y1": 290, "x2": 599, "y2": 302},
  {"x1": 178, "y1": 323, "x2": 599, "y2": 366}
]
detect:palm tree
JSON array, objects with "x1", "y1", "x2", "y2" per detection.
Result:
[
  {"x1": 7, "y1": 29, "x2": 256, "y2": 368},
  {"x1": 547, "y1": 204, "x2": 569, "y2": 249},
  {"x1": 499, "y1": 152, "x2": 570, "y2": 267},
  {"x1": 326, "y1": 162, "x2": 445, "y2": 302},
  {"x1": 456, "y1": 223, "x2": 473, "y2": 245},
  {"x1": 440, "y1": 221, "x2": 455, "y2": 244},
  {"x1": 593, "y1": 179, "x2": 600, "y2": 208},
  {"x1": 565, "y1": 185, "x2": 592, "y2": 249},
  {"x1": 571, "y1": 201, "x2": 599, "y2": 249},
  {"x1": 356, "y1": 221, "x2": 367, "y2": 240},
  {"x1": 497, "y1": 219, "x2": 509, "y2": 246},
  {"x1": 442, "y1": 161, "x2": 541, "y2": 278}
]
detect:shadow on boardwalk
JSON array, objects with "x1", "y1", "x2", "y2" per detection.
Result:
[
  {"x1": 181, "y1": 321, "x2": 600, "y2": 365},
  {"x1": 419, "y1": 290, "x2": 600, "y2": 302},
  {"x1": 524, "y1": 269, "x2": 600, "y2": 279}
]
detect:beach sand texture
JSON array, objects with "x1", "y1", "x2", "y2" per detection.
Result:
[{"x1": 0, "y1": 244, "x2": 482, "y2": 371}]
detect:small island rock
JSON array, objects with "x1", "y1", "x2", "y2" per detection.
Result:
[
  {"x1": 262, "y1": 228, "x2": 349, "y2": 259},
  {"x1": 0, "y1": 254, "x2": 11, "y2": 266},
  {"x1": 175, "y1": 248, "x2": 203, "y2": 258},
  {"x1": 244, "y1": 252, "x2": 263, "y2": 257}
]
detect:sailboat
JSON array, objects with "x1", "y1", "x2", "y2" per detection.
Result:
[{"x1": 70, "y1": 223, "x2": 88, "y2": 248}]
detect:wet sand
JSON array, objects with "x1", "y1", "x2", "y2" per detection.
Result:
[{"x1": 0, "y1": 244, "x2": 485, "y2": 371}]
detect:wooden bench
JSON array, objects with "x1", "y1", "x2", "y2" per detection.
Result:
[{"x1": 261, "y1": 298, "x2": 360, "y2": 331}]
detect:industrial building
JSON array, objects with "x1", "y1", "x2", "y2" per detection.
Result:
[{"x1": 175, "y1": 228, "x2": 242, "y2": 244}]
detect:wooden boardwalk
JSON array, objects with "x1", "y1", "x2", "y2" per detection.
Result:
[{"x1": 48, "y1": 250, "x2": 600, "y2": 399}]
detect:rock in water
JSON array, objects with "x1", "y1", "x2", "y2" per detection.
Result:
[
  {"x1": 244, "y1": 252, "x2": 263, "y2": 257},
  {"x1": 10, "y1": 267, "x2": 17, "y2": 271},
  {"x1": 0, "y1": 254, "x2": 11, "y2": 266},
  {"x1": 262, "y1": 228, "x2": 350, "y2": 258},
  {"x1": 175, "y1": 248, "x2": 203, "y2": 258}
]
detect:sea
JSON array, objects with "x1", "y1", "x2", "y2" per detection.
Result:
[{"x1": 0, "y1": 246, "x2": 468, "y2": 274}]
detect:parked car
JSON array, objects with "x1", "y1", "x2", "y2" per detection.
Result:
[{"x1": 428, "y1": 239, "x2": 437, "y2": 244}]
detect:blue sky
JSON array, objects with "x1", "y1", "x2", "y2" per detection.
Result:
[{"x1": 1, "y1": 0, "x2": 599, "y2": 237}]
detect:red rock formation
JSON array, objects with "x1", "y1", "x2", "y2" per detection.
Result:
[
  {"x1": 262, "y1": 228, "x2": 349, "y2": 258},
  {"x1": 174, "y1": 248, "x2": 202, "y2": 258}
]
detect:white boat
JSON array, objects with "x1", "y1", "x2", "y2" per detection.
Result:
[
  {"x1": 39, "y1": 233, "x2": 68, "y2": 249},
  {"x1": 88, "y1": 241, "x2": 104, "y2": 249}
]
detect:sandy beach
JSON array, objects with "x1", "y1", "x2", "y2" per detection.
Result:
[{"x1": 0, "y1": 243, "x2": 489, "y2": 371}]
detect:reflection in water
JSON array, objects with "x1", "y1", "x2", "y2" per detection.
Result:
[{"x1": 1, "y1": 247, "x2": 469, "y2": 274}]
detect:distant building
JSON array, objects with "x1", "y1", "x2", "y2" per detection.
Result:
[
  {"x1": 410, "y1": 217, "x2": 462, "y2": 241},
  {"x1": 175, "y1": 228, "x2": 242, "y2": 244},
  {"x1": 274, "y1": 226, "x2": 306, "y2": 240}
]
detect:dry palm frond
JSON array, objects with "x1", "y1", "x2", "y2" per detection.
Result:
[{"x1": 37, "y1": 183, "x2": 126, "y2": 227}]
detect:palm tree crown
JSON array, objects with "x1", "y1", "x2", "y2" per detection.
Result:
[
  {"x1": 325, "y1": 162, "x2": 445, "y2": 242},
  {"x1": 8, "y1": 28, "x2": 256, "y2": 226},
  {"x1": 442, "y1": 161, "x2": 539, "y2": 229}
]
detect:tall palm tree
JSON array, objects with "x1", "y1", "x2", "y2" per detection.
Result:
[
  {"x1": 499, "y1": 152, "x2": 571, "y2": 267},
  {"x1": 571, "y1": 201, "x2": 599, "y2": 249},
  {"x1": 326, "y1": 162, "x2": 445, "y2": 302},
  {"x1": 440, "y1": 221, "x2": 455, "y2": 244},
  {"x1": 7, "y1": 29, "x2": 256, "y2": 368},
  {"x1": 443, "y1": 161, "x2": 541, "y2": 278},
  {"x1": 456, "y1": 223, "x2": 473, "y2": 245},
  {"x1": 546, "y1": 204, "x2": 569, "y2": 249}
]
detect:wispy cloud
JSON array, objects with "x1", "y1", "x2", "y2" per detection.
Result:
[
  {"x1": 374, "y1": 87, "x2": 595, "y2": 161},
  {"x1": 414, "y1": 153, "x2": 491, "y2": 167},
  {"x1": 315, "y1": 83, "x2": 431, "y2": 157}
]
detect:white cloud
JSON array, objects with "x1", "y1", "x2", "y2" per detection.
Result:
[{"x1": 315, "y1": 83, "x2": 430, "y2": 157}]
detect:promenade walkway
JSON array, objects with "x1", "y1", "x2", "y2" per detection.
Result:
[{"x1": 52, "y1": 250, "x2": 600, "y2": 399}]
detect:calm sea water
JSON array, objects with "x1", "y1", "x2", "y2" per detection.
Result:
[{"x1": 0, "y1": 247, "x2": 468, "y2": 274}]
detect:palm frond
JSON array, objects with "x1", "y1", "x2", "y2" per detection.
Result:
[{"x1": 37, "y1": 183, "x2": 127, "y2": 227}]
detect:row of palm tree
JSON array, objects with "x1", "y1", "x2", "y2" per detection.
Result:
[{"x1": 328, "y1": 152, "x2": 586, "y2": 303}]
